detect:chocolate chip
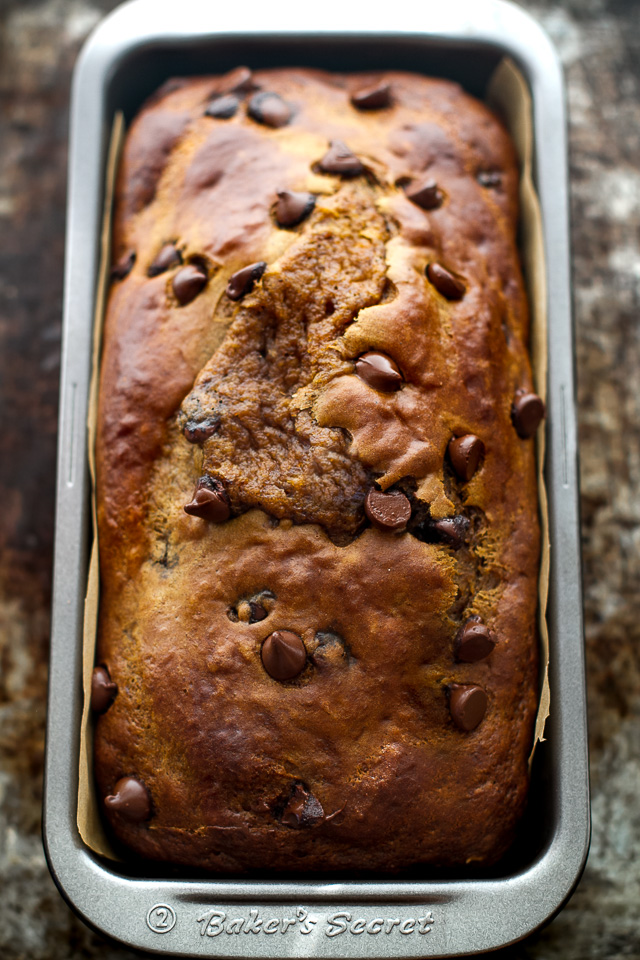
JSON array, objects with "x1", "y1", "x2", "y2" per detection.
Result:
[
  {"x1": 233, "y1": 590, "x2": 275, "y2": 624},
  {"x1": 430, "y1": 516, "x2": 470, "y2": 549},
  {"x1": 247, "y1": 92, "x2": 292, "y2": 128},
  {"x1": 454, "y1": 621, "x2": 496, "y2": 662},
  {"x1": 172, "y1": 264, "x2": 208, "y2": 305},
  {"x1": 184, "y1": 476, "x2": 231, "y2": 523},
  {"x1": 249, "y1": 601, "x2": 268, "y2": 622},
  {"x1": 226, "y1": 261, "x2": 266, "y2": 301},
  {"x1": 205, "y1": 94, "x2": 239, "y2": 119},
  {"x1": 104, "y1": 777, "x2": 151, "y2": 822},
  {"x1": 183, "y1": 416, "x2": 219, "y2": 443},
  {"x1": 147, "y1": 243, "x2": 182, "y2": 277},
  {"x1": 426, "y1": 262, "x2": 466, "y2": 301},
  {"x1": 365, "y1": 488, "x2": 411, "y2": 531},
  {"x1": 477, "y1": 170, "x2": 502, "y2": 188},
  {"x1": 281, "y1": 783, "x2": 324, "y2": 828},
  {"x1": 351, "y1": 81, "x2": 392, "y2": 110},
  {"x1": 448, "y1": 434, "x2": 485, "y2": 482},
  {"x1": 449, "y1": 684, "x2": 487, "y2": 731},
  {"x1": 275, "y1": 190, "x2": 315, "y2": 228},
  {"x1": 237, "y1": 600, "x2": 268, "y2": 623},
  {"x1": 220, "y1": 65, "x2": 254, "y2": 95},
  {"x1": 319, "y1": 140, "x2": 365, "y2": 176},
  {"x1": 261, "y1": 630, "x2": 307, "y2": 681},
  {"x1": 405, "y1": 178, "x2": 443, "y2": 211},
  {"x1": 90, "y1": 665, "x2": 117, "y2": 713},
  {"x1": 110, "y1": 250, "x2": 135, "y2": 280},
  {"x1": 512, "y1": 391, "x2": 545, "y2": 439},
  {"x1": 355, "y1": 351, "x2": 403, "y2": 392}
]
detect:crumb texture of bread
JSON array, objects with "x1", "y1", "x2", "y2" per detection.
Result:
[{"x1": 94, "y1": 67, "x2": 540, "y2": 871}]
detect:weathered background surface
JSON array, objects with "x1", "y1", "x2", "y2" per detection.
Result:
[{"x1": 1, "y1": 0, "x2": 638, "y2": 957}]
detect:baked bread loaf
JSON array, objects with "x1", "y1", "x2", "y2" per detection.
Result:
[{"x1": 93, "y1": 66, "x2": 543, "y2": 871}]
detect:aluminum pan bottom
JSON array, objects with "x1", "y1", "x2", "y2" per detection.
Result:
[{"x1": 45, "y1": 0, "x2": 590, "y2": 955}]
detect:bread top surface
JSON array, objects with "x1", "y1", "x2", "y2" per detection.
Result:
[{"x1": 94, "y1": 67, "x2": 540, "y2": 871}]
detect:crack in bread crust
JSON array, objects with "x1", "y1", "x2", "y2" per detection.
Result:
[{"x1": 180, "y1": 183, "x2": 390, "y2": 541}]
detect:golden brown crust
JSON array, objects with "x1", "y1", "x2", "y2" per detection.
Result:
[{"x1": 94, "y1": 67, "x2": 539, "y2": 871}]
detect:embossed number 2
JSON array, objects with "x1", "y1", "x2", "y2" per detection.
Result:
[
  {"x1": 147, "y1": 904, "x2": 177, "y2": 935},
  {"x1": 153, "y1": 908, "x2": 170, "y2": 929}
]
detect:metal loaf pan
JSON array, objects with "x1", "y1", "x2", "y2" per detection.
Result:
[{"x1": 45, "y1": 0, "x2": 590, "y2": 955}]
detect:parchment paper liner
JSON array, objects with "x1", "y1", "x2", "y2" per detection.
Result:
[{"x1": 78, "y1": 60, "x2": 550, "y2": 859}]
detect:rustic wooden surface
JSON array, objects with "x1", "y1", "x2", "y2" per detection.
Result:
[{"x1": 1, "y1": 0, "x2": 639, "y2": 956}]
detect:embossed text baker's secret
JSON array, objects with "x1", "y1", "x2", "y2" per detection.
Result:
[
  {"x1": 325, "y1": 912, "x2": 434, "y2": 938},
  {"x1": 195, "y1": 906, "x2": 434, "y2": 939}
]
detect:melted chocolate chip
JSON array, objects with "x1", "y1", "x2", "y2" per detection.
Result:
[
  {"x1": 184, "y1": 476, "x2": 231, "y2": 523},
  {"x1": 172, "y1": 264, "x2": 208, "y2": 305},
  {"x1": 448, "y1": 434, "x2": 485, "y2": 482},
  {"x1": 247, "y1": 92, "x2": 292, "y2": 128},
  {"x1": 104, "y1": 777, "x2": 151, "y2": 822},
  {"x1": 220, "y1": 66, "x2": 254, "y2": 95},
  {"x1": 512, "y1": 391, "x2": 545, "y2": 439},
  {"x1": 455, "y1": 621, "x2": 496, "y2": 662},
  {"x1": 351, "y1": 81, "x2": 392, "y2": 110},
  {"x1": 90, "y1": 665, "x2": 117, "y2": 713},
  {"x1": 147, "y1": 243, "x2": 181, "y2": 277},
  {"x1": 477, "y1": 170, "x2": 502, "y2": 188},
  {"x1": 426, "y1": 262, "x2": 466, "y2": 301},
  {"x1": 405, "y1": 178, "x2": 443, "y2": 211},
  {"x1": 205, "y1": 94, "x2": 240, "y2": 119},
  {"x1": 226, "y1": 261, "x2": 267, "y2": 301},
  {"x1": 449, "y1": 684, "x2": 488, "y2": 731},
  {"x1": 261, "y1": 630, "x2": 307, "y2": 681},
  {"x1": 355, "y1": 351, "x2": 403, "y2": 392},
  {"x1": 110, "y1": 250, "x2": 135, "y2": 280},
  {"x1": 183, "y1": 417, "x2": 219, "y2": 443},
  {"x1": 319, "y1": 140, "x2": 364, "y2": 176},
  {"x1": 429, "y1": 516, "x2": 470, "y2": 549},
  {"x1": 365, "y1": 488, "x2": 411, "y2": 531},
  {"x1": 281, "y1": 783, "x2": 324, "y2": 828},
  {"x1": 275, "y1": 190, "x2": 315, "y2": 228}
]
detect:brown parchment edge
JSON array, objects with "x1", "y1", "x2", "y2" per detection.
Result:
[
  {"x1": 77, "y1": 60, "x2": 550, "y2": 857},
  {"x1": 486, "y1": 59, "x2": 551, "y2": 762},
  {"x1": 77, "y1": 111, "x2": 125, "y2": 858}
]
